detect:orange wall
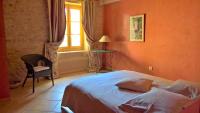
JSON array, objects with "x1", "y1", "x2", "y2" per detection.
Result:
[
  {"x1": 104, "y1": 0, "x2": 200, "y2": 82},
  {"x1": 0, "y1": 0, "x2": 10, "y2": 99}
]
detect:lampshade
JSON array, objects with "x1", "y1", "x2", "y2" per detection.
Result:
[{"x1": 99, "y1": 35, "x2": 111, "y2": 42}]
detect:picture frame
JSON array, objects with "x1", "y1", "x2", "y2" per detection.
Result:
[{"x1": 130, "y1": 14, "x2": 145, "y2": 42}]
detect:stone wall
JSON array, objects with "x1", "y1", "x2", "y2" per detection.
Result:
[
  {"x1": 3, "y1": 0, "x2": 49, "y2": 82},
  {"x1": 3, "y1": 0, "x2": 104, "y2": 83}
]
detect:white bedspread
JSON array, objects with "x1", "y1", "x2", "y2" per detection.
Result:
[{"x1": 62, "y1": 70, "x2": 173, "y2": 113}]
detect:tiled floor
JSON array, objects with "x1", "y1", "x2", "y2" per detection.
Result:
[{"x1": 0, "y1": 71, "x2": 93, "y2": 113}]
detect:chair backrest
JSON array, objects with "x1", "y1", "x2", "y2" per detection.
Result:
[{"x1": 21, "y1": 54, "x2": 45, "y2": 67}]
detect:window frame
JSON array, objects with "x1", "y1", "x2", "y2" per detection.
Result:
[{"x1": 59, "y1": 2, "x2": 84, "y2": 52}]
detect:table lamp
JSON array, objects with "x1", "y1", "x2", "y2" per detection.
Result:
[{"x1": 99, "y1": 35, "x2": 111, "y2": 50}]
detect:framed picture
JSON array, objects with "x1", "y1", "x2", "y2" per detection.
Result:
[{"x1": 130, "y1": 14, "x2": 145, "y2": 42}]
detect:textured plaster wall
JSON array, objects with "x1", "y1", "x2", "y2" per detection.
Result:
[
  {"x1": 104, "y1": 0, "x2": 200, "y2": 82},
  {"x1": 3, "y1": 0, "x2": 49, "y2": 81}
]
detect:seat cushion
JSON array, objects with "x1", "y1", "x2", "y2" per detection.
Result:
[{"x1": 34, "y1": 66, "x2": 50, "y2": 72}]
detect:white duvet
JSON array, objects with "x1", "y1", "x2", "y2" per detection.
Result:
[{"x1": 62, "y1": 70, "x2": 177, "y2": 113}]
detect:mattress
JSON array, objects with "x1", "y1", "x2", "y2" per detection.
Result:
[{"x1": 61, "y1": 70, "x2": 174, "y2": 113}]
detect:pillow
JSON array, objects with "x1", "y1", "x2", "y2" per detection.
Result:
[
  {"x1": 116, "y1": 78, "x2": 153, "y2": 92},
  {"x1": 166, "y1": 79, "x2": 200, "y2": 99},
  {"x1": 119, "y1": 88, "x2": 191, "y2": 113}
]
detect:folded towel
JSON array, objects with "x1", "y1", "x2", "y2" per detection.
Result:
[
  {"x1": 119, "y1": 102, "x2": 153, "y2": 113},
  {"x1": 119, "y1": 88, "x2": 191, "y2": 113}
]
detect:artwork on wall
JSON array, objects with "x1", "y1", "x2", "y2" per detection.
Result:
[{"x1": 130, "y1": 14, "x2": 145, "y2": 42}]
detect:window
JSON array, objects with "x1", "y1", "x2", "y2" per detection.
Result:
[{"x1": 59, "y1": 2, "x2": 84, "y2": 51}]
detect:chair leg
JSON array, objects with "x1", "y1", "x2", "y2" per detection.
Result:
[
  {"x1": 22, "y1": 73, "x2": 28, "y2": 87},
  {"x1": 51, "y1": 73, "x2": 54, "y2": 86},
  {"x1": 37, "y1": 78, "x2": 39, "y2": 83},
  {"x1": 33, "y1": 75, "x2": 35, "y2": 93}
]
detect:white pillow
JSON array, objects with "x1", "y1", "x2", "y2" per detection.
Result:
[
  {"x1": 166, "y1": 79, "x2": 200, "y2": 99},
  {"x1": 119, "y1": 88, "x2": 191, "y2": 113},
  {"x1": 116, "y1": 78, "x2": 153, "y2": 92}
]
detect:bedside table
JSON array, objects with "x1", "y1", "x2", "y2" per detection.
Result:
[{"x1": 91, "y1": 49, "x2": 113, "y2": 73}]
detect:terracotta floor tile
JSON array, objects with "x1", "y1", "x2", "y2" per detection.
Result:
[
  {"x1": 0, "y1": 71, "x2": 94, "y2": 113},
  {"x1": 53, "y1": 101, "x2": 62, "y2": 113}
]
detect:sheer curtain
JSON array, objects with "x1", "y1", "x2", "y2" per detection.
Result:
[
  {"x1": 83, "y1": 0, "x2": 103, "y2": 72},
  {"x1": 45, "y1": 0, "x2": 66, "y2": 78}
]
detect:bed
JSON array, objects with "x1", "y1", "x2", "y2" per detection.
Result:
[{"x1": 61, "y1": 70, "x2": 200, "y2": 113}]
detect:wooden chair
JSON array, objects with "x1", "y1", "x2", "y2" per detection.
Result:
[{"x1": 21, "y1": 54, "x2": 54, "y2": 93}]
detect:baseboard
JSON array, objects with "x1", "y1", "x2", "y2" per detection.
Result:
[{"x1": 58, "y1": 69, "x2": 88, "y2": 76}]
